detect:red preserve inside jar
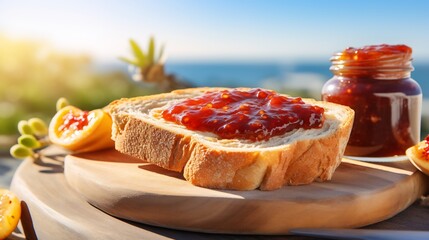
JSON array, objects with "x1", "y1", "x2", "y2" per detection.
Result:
[
  {"x1": 162, "y1": 88, "x2": 325, "y2": 141},
  {"x1": 322, "y1": 44, "x2": 422, "y2": 157}
]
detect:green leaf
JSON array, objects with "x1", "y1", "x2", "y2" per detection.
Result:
[
  {"x1": 157, "y1": 44, "x2": 165, "y2": 62},
  {"x1": 129, "y1": 39, "x2": 148, "y2": 66},
  {"x1": 147, "y1": 36, "x2": 155, "y2": 65},
  {"x1": 118, "y1": 57, "x2": 140, "y2": 66}
]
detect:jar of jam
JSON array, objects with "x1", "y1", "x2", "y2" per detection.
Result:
[{"x1": 321, "y1": 44, "x2": 422, "y2": 157}]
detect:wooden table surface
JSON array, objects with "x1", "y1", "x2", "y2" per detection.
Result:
[{"x1": 2, "y1": 150, "x2": 429, "y2": 239}]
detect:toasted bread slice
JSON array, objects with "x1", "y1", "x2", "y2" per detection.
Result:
[{"x1": 108, "y1": 88, "x2": 354, "y2": 190}]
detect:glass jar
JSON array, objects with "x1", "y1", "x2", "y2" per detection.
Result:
[{"x1": 321, "y1": 44, "x2": 422, "y2": 157}]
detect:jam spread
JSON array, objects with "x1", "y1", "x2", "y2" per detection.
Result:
[
  {"x1": 59, "y1": 110, "x2": 90, "y2": 132},
  {"x1": 330, "y1": 44, "x2": 414, "y2": 79},
  {"x1": 322, "y1": 44, "x2": 422, "y2": 157},
  {"x1": 337, "y1": 44, "x2": 412, "y2": 62},
  {"x1": 162, "y1": 88, "x2": 325, "y2": 141}
]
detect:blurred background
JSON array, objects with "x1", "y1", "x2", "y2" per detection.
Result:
[{"x1": 1, "y1": 0, "x2": 429, "y2": 151}]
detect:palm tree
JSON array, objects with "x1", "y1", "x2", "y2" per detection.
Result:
[{"x1": 119, "y1": 37, "x2": 192, "y2": 91}]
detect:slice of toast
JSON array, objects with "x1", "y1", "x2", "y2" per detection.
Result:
[{"x1": 108, "y1": 88, "x2": 354, "y2": 190}]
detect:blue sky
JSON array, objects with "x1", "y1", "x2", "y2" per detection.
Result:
[{"x1": 1, "y1": 0, "x2": 429, "y2": 62}]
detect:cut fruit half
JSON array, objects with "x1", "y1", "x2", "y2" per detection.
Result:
[
  {"x1": 406, "y1": 140, "x2": 429, "y2": 176},
  {"x1": 49, "y1": 106, "x2": 114, "y2": 152},
  {"x1": 0, "y1": 189, "x2": 21, "y2": 240}
]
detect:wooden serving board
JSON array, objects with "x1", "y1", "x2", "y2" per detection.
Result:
[
  {"x1": 63, "y1": 149, "x2": 428, "y2": 234},
  {"x1": 11, "y1": 149, "x2": 248, "y2": 240}
]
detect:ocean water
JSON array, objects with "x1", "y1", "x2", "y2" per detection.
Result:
[{"x1": 165, "y1": 62, "x2": 429, "y2": 99}]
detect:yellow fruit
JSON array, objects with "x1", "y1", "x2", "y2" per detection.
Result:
[
  {"x1": 17, "y1": 120, "x2": 33, "y2": 135},
  {"x1": 28, "y1": 117, "x2": 48, "y2": 136},
  {"x1": 10, "y1": 144, "x2": 33, "y2": 159},
  {"x1": 56, "y1": 97, "x2": 69, "y2": 111},
  {"x1": 0, "y1": 189, "x2": 21, "y2": 240},
  {"x1": 18, "y1": 134, "x2": 41, "y2": 149},
  {"x1": 49, "y1": 106, "x2": 114, "y2": 152}
]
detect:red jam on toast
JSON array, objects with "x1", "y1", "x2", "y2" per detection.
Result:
[{"x1": 162, "y1": 88, "x2": 325, "y2": 141}]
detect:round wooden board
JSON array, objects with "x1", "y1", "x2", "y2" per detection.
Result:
[
  {"x1": 13, "y1": 149, "x2": 296, "y2": 240},
  {"x1": 62, "y1": 149, "x2": 428, "y2": 234}
]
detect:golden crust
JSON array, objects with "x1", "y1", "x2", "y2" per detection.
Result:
[{"x1": 109, "y1": 87, "x2": 354, "y2": 190}]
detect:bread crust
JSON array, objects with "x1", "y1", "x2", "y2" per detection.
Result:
[{"x1": 109, "y1": 88, "x2": 354, "y2": 190}]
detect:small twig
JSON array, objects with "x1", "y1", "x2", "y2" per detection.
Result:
[{"x1": 20, "y1": 201, "x2": 38, "y2": 240}]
